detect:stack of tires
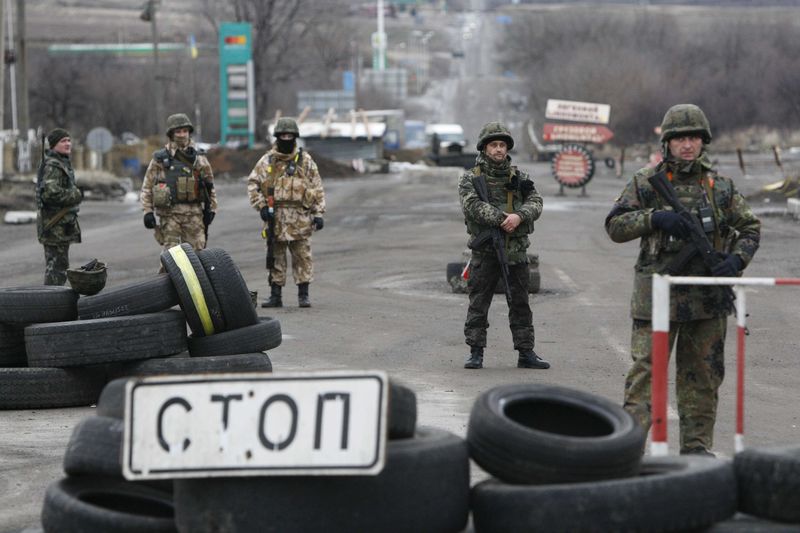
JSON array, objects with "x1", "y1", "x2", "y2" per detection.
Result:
[
  {"x1": 467, "y1": 384, "x2": 738, "y2": 532},
  {"x1": 447, "y1": 250, "x2": 541, "y2": 294},
  {"x1": 40, "y1": 381, "x2": 472, "y2": 533}
]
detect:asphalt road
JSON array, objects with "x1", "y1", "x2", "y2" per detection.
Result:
[{"x1": 1, "y1": 157, "x2": 799, "y2": 530}]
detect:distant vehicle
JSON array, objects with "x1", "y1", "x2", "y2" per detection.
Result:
[
  {"x1": 404, "y1": 120, "x2": 427, "y2": 149},
  {"x1": 425, "y1": 123, "x2": 467, "y2": 154}
]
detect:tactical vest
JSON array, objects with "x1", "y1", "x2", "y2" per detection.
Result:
[
  {"x1": 261, "y1": 149, "x2": 311, "y2": 208},
  {"x1": 656, "y1": 171, "x2": 721, "y2": 254},
  {"x1": 154, "y1": 148, "x2": 202, "y2": 205},
  {"x1": 465, "y1": 165, "x2": 534, "y2": 236}
]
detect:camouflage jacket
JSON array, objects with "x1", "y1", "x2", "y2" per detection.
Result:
[
  {"x1": 37, "y1": 150, "x2": 82, "y2": 245},
  {"x1": 247, "y1": 146, "x2": 326, "y2": 241},
  {"x1": 606, "y1": 156, "x2": 760, "y2": 321},
  {"x1": 140, "y1": 140, "x2": 217, "y2": 217},
  {"x1": 458, "y1": 158, "x2": 542, "y2": 264}
]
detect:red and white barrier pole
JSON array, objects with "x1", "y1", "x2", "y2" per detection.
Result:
[
  {"x1": 651, "y1": 274, "x2": 671, "y2": 457},
  {"x1": 735, "y1": 286, "x2": 747, "y2": 453}
]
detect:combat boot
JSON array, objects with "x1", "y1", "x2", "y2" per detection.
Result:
[
  {"x1": 298, "y1": 283, "x2": 311, "y2": 308},
  {"x1": 261, "y1": 283, "x2": 282, "y2": 308},
  {"x1": 517, "y1": 349, "x2": 550, "y2": 369},
  {"x1": 464, "y1": 346, "x2": 484, "y2": 369}
]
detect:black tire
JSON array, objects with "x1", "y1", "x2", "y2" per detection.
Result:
[
  {"x1": 0, "y1": 367, "x2": 105, "y2": 410},
  {"x1": 63, "y1": 416, "x2": 125, "y2": 478},
  {"x1": 25, "y1": 310, "x2": 188, "y2": 368},
  {"x1": 735, "y1": 446, "x2": 800, "y2": 523},
  {"x1": 197, "y1": 248, "x2": 258, "y2": 331},
  {"x1": 99, "y1": 353, "x2": 274, "y2": 418},
  {"x1": 187, "y1": 317, "x2": 281, "y2": 357},
  {"x1": 446, "y1": 262, "x2": 466, "y2": 282},
  {"x1": 160, "y1": 243, "x2": 225, "y2": 337},
  {"x1": 78, "y1": 274, "x2": 179, "y2": 320},
  {"x1": 467, "y1": 383, "x2": 646, "y2": 484},
  {"x1": 0, "y1": 286, "x2": 78, "y2": 324},
  {"x1": 174, "y1": 427, "x2": 469, "y2": 533},
  {"x1": 471, "y1": 456, "x2": 736, "y2": 533},
  {"x1": 707, "y1": 513, "x2": 800, "y2": 532},
  {"x1": 41, "y1": 477, "x2": 176, "y2": 533},
  {"x1": 0, "y1": 322, "x2": 27, "y2": 367},
  {"x1": 388, "y1": 381, "x2": 417, "y2": 439}
]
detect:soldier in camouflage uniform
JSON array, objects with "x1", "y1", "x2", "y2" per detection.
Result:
[
  {"x1": 605, "y1": 104, "x2": 760, "y2": 456},
  {"x1": 458, "y1": 122, "x2": 549, "y2": 370},
  {"x1": 37, "y1": 128, "x2": 82, "y2": 285},
  {"x1": 141, "y1": 113, "x2": 217, "y2": 266},
  {"x1": 247, "y1": 118, "x2": 326, "y2": 308}
]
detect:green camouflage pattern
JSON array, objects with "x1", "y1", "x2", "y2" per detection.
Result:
[
  {"x1": 476, "y1": 121, "x2": 514, "y2": 151},
  {"x1": 624, "y1": 318, "x2": 726, "y2": 452},
  {"x1": 660, "y1": 104, "x2": 712, "y2": 143},
  {"x1": 157, "y1": 211, "x2": 207, "y2": 251},
  {"x1": 605, "y1": 154, "x2": 760, "y2": 321},
  {"x1": 37, "y1": 151, "x2": 82, "y2": 246},
  {"x1": 166, "y1": 113, "x2": 194, "y2": 136},
  {"x1": 43, "y1": 244, "x2": 70, "y2": 286},
  {"x1": 458, "y1": 156, "x2": 542, "y2": 265},
  {"x1": 274, "y1": 118, "x2": 300, "y2": 137},
  {"x1": 268, "y1": 239, "x2": 313, "y2": 286}
]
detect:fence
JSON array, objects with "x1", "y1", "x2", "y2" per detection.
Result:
[{"x1": 650, "y1": 274, "x2": 800, "y2": 456}]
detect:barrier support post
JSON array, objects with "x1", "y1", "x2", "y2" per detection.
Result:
[
  {"x1": 651, "y1": 274, "x2": 671, "y2": 457},
  {"x1": 735, "y1": 286, "x2": 747, "y2": 453}
]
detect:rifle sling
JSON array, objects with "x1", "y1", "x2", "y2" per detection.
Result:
[{"x1": 43, "y1": 206, "x2": 73, "y2": 231}]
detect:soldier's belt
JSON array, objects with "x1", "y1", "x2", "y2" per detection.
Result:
[{"x1": 273, "y1": 200, "x2": 303, "y2": 207}]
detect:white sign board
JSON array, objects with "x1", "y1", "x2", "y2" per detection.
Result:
[
  {"x1": 122, "y1": 371, "x2": 388, "y2": 480},
  {"x1": 545, "y1": 99, "x2": 611, "y2": 125}
]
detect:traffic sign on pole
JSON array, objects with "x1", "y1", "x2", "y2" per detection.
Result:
[
  {"x1": 542, "y1": 123, "x2": 614, "y2": 144},
  {"x1": 545, "y1": 99, "x2": 611, "y2": 125}
]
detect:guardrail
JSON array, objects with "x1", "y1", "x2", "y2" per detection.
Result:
[{"x1": 650, "y1": 274, "x2": 800, "y2": 456}]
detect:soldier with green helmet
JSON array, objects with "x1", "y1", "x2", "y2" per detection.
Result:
[
  {"x1": 140, "y1": 113, "x2": 217, "y2": 267},
  {"x1": 458, "y1": 121, "x2": 549, "y2": 370},
  {"x1": 36, "y1": 128, "x2": 82, "y2": 285},
  {"x1": 606, "y1": 104, "x2": 761, "y2": 456},
  {"x1": 247, "y1": 118, "x2": 326, "y2": 308}
]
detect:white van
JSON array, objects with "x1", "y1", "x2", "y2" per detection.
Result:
[{"x1": 425, "y1": 123, "x2": 467, "y2": 153}]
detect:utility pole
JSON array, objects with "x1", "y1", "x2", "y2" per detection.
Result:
[
  {"x1": 0, "y1": 0, "x2": 5, "y2": 133},
  {"x1": 15, "y1": 0, "x2": 27, "y2": 137},
  {"x1": 141, "y1": 0, "x2": 163, "y2": 134}
]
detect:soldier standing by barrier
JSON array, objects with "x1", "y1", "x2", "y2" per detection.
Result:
[
  {"x1": 140, "y1": 113, "x2": 217, "y2": 264},
  {"x1": 247, "y1": 118, "x2": 326, "y2": 308},
  {"x1": 458, "y1": 122, "x2": 549, "y2": 370},
  {"x1": 605, "y1": 104, "x2": 761, "y2": 456},
  {"x1": 37, "y1": 128, "x2": 82, "y2": 285}
]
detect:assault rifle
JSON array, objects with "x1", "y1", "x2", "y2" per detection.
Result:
[
  {"x1": 470, "y1": 174, "x2": 513, "y2": 305},
  {"x1": 201, "y1": 179, "x2": 213, "y2": 241},
  {"x1": 647, "y1": 170, "x2": 735, "y2": 313},
  {"x1": 265, "y1": 187, "x2": 276, "y2": 270}
]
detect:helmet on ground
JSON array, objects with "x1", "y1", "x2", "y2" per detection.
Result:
[
  {"x1": 67, "y1": 259, "x2": 107, "y2": 296},
  {"x1": 166, "y1": 113, "x2": 194, "y2": 137},
  {"x1": 659, "y1": 104, "x2": 711, "y2": 144},
  {"x1": 274, "y1": 118, "x2": 300, "y2": 137},
  {"x1": 477, "y1": 121, "x2": 514, "y2": 151}
]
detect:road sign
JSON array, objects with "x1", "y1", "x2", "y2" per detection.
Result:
[
  {"x1": 86, "y1": 127, "x2": 114, "y2": 153},
  {"x1": 545, "y1": 99, "x2": 611, "y2": 125},
  {"x1": 219, "y1": 22, "x2": 254, "y2": 147},
  {"x1": 552, "y1": 144, "x2": 595, "y2": 188},
  {"x1": 542, "y1": 123, "x2": 614, "y2": 144},
  {"x1": 122, "y1": 371, "x2": 388, "y2": 480}
]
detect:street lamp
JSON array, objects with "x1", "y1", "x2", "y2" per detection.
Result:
[{"x1": 140, "y1": 0, "x2": 163, "y2": 134}]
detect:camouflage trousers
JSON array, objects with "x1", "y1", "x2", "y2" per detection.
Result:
[
  {"x1": 624, "y1": 318, "x2": 726, "y2": 452},
  {"x1": 464, "y1": 253, "x2": 534, "y2": 351},
  {"x1": 43, "y1": 244, "x2": 70, "y2": 286},
  {"x1": 153, "y1": 212, "x2": 206, "y2": 273},
  {"x1": 268, "y1": 239, "x2": 313, "y2": 286}
]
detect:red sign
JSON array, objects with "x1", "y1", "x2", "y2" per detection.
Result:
[
  {"x1": 552, "y1": 144, "x2": 595, "y2": 188},
  {"x1": 543, "y1": 123, "x2": 614, "y2": 144},
  {"x1": 224, "y1": 35, "x2": 247, "y2": 46}
]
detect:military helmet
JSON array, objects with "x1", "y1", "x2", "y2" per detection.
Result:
[
  {"x1": 274, "y1": 118, "x2": 300, "y2": 137},
  {"x1": 165, "y1": 113, "x2": 194, "y2": 137},
  {"x1": 476, "y1": 121, "x2": 514, "y2": 151},
  {"x1": 659, "y1": 104, "x2": 711, "y2": 144},
  {"x1": 67, "y1": 260, "x2": 107, "y2": 296}
]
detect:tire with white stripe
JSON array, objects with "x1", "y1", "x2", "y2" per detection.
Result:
[{"x1": 160, "y1": 243, "x2": 225, "y2": 337}]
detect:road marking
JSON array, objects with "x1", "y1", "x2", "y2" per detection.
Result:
[{"x1": 551, "y1": 266, "x2": 593, "y2": 307}]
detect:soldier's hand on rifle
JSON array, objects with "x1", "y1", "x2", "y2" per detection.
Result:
[
  {"x1": 260, "y1": 206, "x2": 273, "y2": 222},
  {"x1": 500, "y1": 212, "x2": 521, "y2": 233},
  {"x1": 651, "y1": 211, "x2": 690, "y2": 239},
  {"x1": 143, "y1": 212, "x2": 156, "y2": 229},
  {"x1": 203, "y1": 211, "x2": 215, "y2": 227},
  {"x1": 711, "y1": 253, "x2": 742, "y2": 277},
  {"x1": 313, "y1": 217, "x2": 324, "y2": 231}
]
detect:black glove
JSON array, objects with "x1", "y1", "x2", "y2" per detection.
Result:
[
  {"x1": 143, "y1": 212, "x2": 156, "y2": 229},
  {"x1": 651, "y1": 211, "x2": 690, "y2": 239},
  {"x1": 313, "y1": 217, "x2": 324, "y2": 231},
  {"x1": 504, "y1": 175, "x2": 520, "y2": 191},
  {"x1": 711, "y1": 253, "x2": 742, "y2": 277},
  {"x1": 203, "y1": 211, "x2": 215, "y2": 227},
  {"x1": 260, "y1": 206, "x2": 273, "y2": 222}
]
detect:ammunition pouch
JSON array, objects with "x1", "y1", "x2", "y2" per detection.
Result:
[
  {"x1": 153, "y1": 183, "x2": 172, "y2": 208},
  {"x1": 468, "y1": 230, "x2": 493, "y2": 251}
]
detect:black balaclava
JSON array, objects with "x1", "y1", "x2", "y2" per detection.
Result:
[{"x1": 276, "y1": 136, "x2": 297, "y2": 154}]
